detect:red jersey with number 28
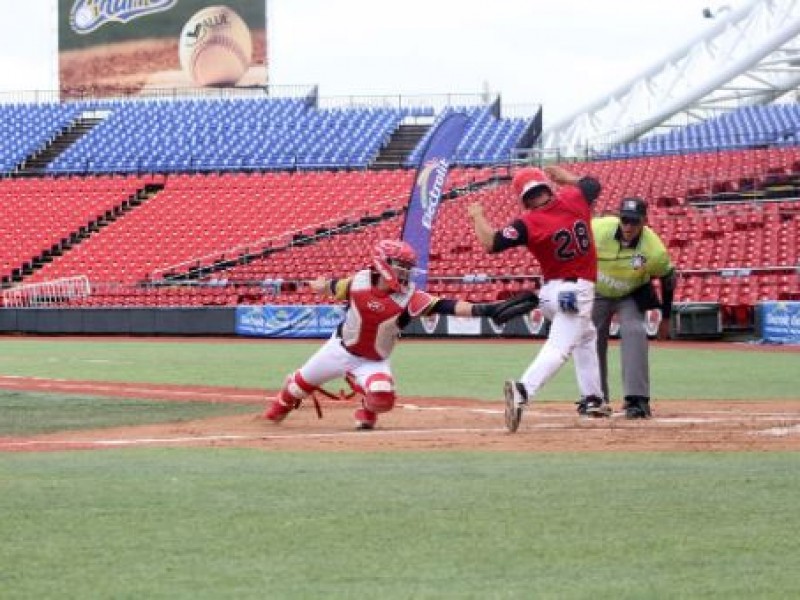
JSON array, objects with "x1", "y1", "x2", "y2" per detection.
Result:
[{"x1": 497, "y1": 182, "x2": 598, "y2": 282}]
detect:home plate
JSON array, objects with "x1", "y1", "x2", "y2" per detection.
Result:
[{"x1": 754, "y1": 425, "x2": 800, "y2": 437}]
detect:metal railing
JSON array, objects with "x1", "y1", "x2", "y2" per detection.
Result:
[
  {"x1": 2, "y1": 275, "x2": 91, "y2": 308},
  {"x1": 0, "y1": 85, "x2": 316, "y2": 105}
]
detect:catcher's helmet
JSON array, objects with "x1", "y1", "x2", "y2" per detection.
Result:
[
  {"x1": 512, "y1": 167, "x2": 553, "y2": 203},
  {"x1": 373, "y1": 239, "x2": 416, "y2": 292}
]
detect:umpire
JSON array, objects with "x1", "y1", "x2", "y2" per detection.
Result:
[{"x1": 589, "y1": 197, "x2": 676, "y2": 419}]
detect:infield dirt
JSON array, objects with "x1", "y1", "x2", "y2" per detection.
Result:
[{"x1": 1, "y1": 377, "x2": 798, "y2": 453}]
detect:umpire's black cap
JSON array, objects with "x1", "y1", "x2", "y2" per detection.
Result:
[{"x1": 619, "y1": 197, "x2": 647, "y2": 223}]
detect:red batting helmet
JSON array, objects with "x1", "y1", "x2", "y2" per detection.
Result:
[
  {"x1": 512, "y1": 167, "x2": 553, "y2": 202},
  {"x1": 373, "y1": 239, "x2": 417, "y2": 292}
]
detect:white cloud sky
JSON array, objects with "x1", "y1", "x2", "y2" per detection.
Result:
[
  {"x1": 269, "y1": 0, "x2": 725, "y2": 121},
  {"x1": 1, "y1": 0, "x2": 731, "y2": 122}
]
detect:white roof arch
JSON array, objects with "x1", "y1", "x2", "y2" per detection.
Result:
[{"x1": 542, "y1": 0, "x2": 800, "y2": 156}]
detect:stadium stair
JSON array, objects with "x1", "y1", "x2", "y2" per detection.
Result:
[
  {"x1": 207, "y1": 170, "x2": 507, "y2": 304},
  {"x1": 371, "y1": 123, "x2": 430, "y2": 170},
  {"x1": 15, "y1": 113, "x2": 107, "y2": 176},
  {"x1": 5, "y1": 181, "x2": 163, "y2": 285}
]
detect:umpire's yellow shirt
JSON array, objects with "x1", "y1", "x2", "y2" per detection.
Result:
[{"x1": 592, "y1": 216, "x2": 674, "y2": 298}]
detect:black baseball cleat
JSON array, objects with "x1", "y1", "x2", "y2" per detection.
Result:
[
  {"x1": 576, "y1": 396, "x2": 612, "y2": 417},
  {"x1": 503, "y1": 380, "x2": 528, "y2": 433},
  {"x1": 585, "y1": 395, "x2": 612, "y2": 418},
  {"x1": 575, "y1": 398, "x2": 588, "y2": 416}
]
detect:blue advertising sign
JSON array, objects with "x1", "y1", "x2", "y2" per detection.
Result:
[
  {"x1": 236, "y1": 305, "x2": 345, "y2": 338},
  {"x1": 401, "y1": 112, "x2": 468, "y2": 290},
  {"x1": 757, "y1": 301, "x2": 800, "y2": 344}
]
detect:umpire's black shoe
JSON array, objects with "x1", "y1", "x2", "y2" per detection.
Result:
[{"x1": 623, "y1": 396, "x2": 651, "y2": 419}]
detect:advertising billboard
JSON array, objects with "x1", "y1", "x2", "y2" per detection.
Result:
[
  {"x1": 757, "y1": 301, "x2": 800, "y2": 344},
  {"x1": 58, "y1": 0, "x2": 267, "y2": 98},
  {"x1": 400, "y1": 112, "x2": 468, "y2": 290},
  {"x1": 236, "y1": 305, "x2": 346, "y2": 339}
]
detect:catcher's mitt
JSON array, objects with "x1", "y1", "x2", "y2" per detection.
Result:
[{"x1": 491, "y1": 290, "x2": 540, "y2": 324}]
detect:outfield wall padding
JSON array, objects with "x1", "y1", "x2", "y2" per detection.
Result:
[
  {"x1": 0, "y1": 307, "x2": 544, "y2": 338},
  {"x1": 0, "y1": 306, "x2": 674, "y2": 340},
  {"x1": 0, "y1": 308, "x2": 236, "y2": 336}
]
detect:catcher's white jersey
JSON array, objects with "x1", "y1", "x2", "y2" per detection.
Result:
[{"x1": 337, "y1": 270, "x2": 435, "y2": 360}]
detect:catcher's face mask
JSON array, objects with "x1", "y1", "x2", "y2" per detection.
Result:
[
  {"x1": 375, "y1": 257, "x2": 417, "y2": 292},
  {"x1": 374, "y1": 240, "x2": 417, "y2": 292},
  {"x1": 388, "y1": 258, "x2": 415, "y2": 291}
]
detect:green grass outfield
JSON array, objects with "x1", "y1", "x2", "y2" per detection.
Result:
[
  {"x1": 1, "y1": 337, "x2": 799, "y2": 598},
  {"x1": 2, "y1": 451, "x2": 799, "y2": 599}
]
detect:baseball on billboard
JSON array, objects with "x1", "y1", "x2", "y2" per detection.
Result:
[
  {"x1": 179, "y1": 5, "x2": 253, "y2": 87},
  {"x1": 58, "y1": 0, "x2": 267, "y2": 97}
]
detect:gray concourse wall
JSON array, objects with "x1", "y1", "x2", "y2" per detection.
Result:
[
  {"x1": 0, "y1": 308, "x2": 237, "y2": 336},
  {"x1": 0, "y1": 308, "x2": 545, "y2": 338}
]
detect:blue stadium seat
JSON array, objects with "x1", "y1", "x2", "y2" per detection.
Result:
[
  {"x1": 602, "y1": 103, "x2": 800, "y2": 159},
  {"x1": 6, "y1": 96, "x2": 535, "y2": 174},
  {"x1": 0, "y1": 102, "x2": 81, "y2": 173}
]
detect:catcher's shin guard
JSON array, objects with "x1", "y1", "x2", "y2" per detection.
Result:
[
  {"x1": 352, "y1": 373, "x2": 396, "y2": 431},
  {"x1": 264, "y1": 371, "x2": 314, "y2": 423},
  {"x1": 354, "y1": 406, "x2": 378, "y2": 431},
  {"x1": 363, "y1": 373, "x2": 396, "y2": 414},
  {"x1": 264, "y1": 398, "x2": 293, "y2": 423},
  {"x1": 503, "y1": 380, "x2": 528, "y2": 433}
]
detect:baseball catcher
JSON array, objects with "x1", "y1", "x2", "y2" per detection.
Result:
[{"x1": 263, "y1": 239, "x2": 537, "y2": 431}]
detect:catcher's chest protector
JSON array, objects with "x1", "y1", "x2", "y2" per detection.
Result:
[{"x1": 340, "y1": 270, "x2": 412, "y2": 360}]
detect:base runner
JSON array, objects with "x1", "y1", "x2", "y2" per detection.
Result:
[{"x1": 468, "y1": 164, "x2": 608, "y2": 432}]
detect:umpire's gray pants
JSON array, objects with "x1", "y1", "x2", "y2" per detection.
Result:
[{"x1": 592, "y1": 295, "x2": 650, "y2": 401}]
